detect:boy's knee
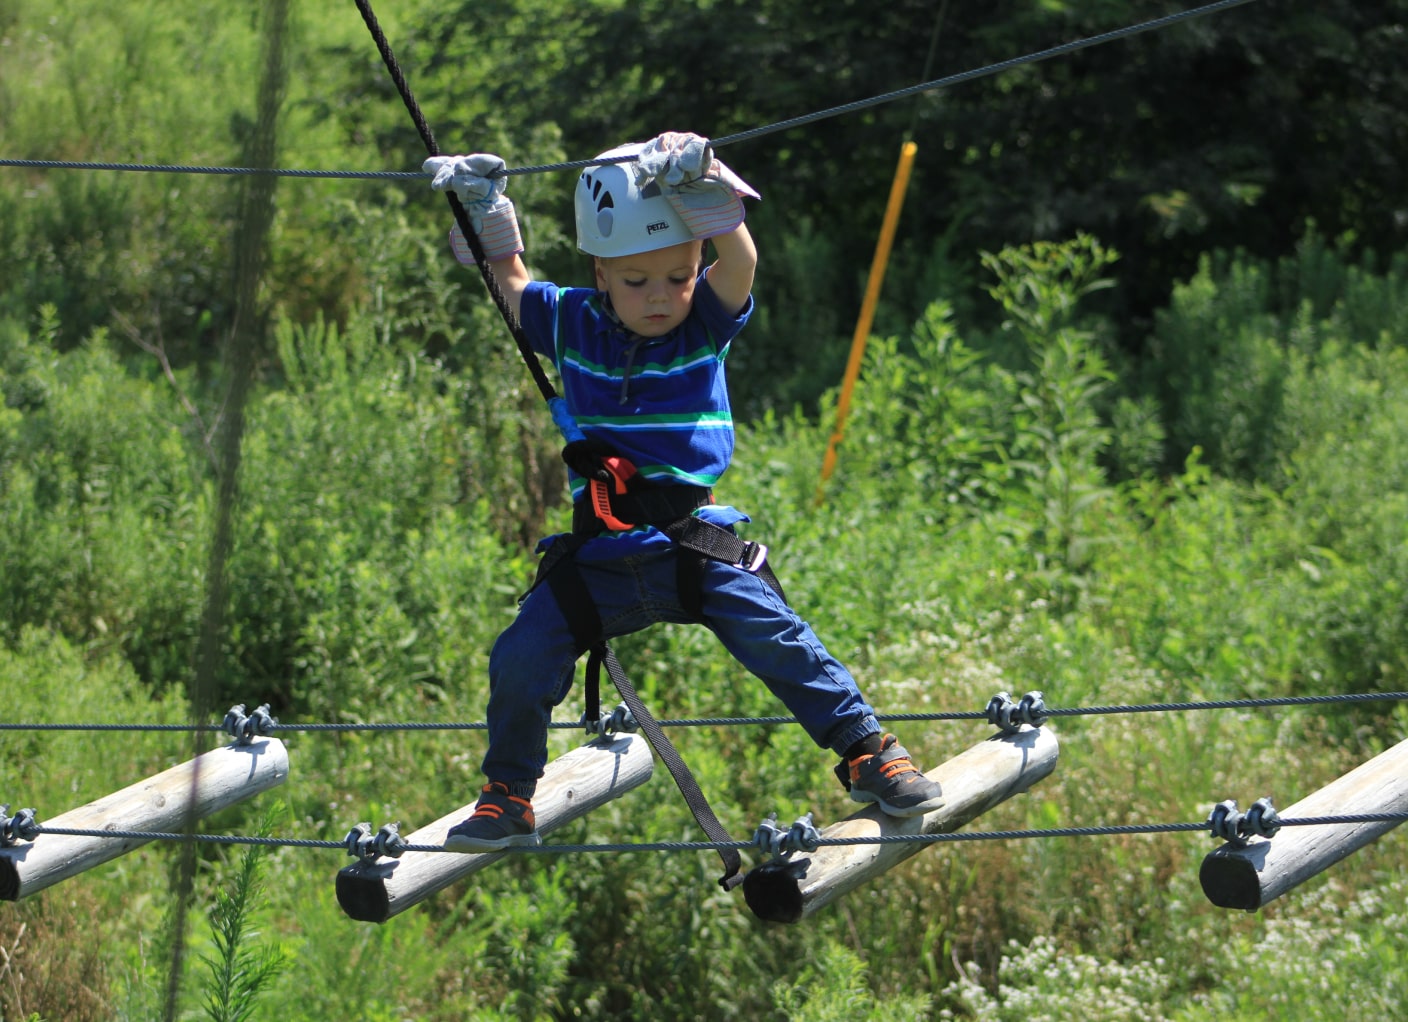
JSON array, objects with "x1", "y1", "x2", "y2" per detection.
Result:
[
  {"x1": 489, "y1": 624, "x2": 538, "y2": 679},
  {"x1": 490, "y1": 615, "x2": 579, "y2": 682}
]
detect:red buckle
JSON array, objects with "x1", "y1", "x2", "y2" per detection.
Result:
[{"x1": 588, "y1": 456, "x2": 638, "y2": 531}]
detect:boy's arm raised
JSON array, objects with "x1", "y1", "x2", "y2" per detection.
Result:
[
  {"x1": 635, "y1": 132, "x2": 759, "y2": 316},
  {"x1": 705, "y1": 223, "x2": 757, "y2": 319},
  {"x1": 426, "y1": 153, "x2": 531, "y2": 319}
]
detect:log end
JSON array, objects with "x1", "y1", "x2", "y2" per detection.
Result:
[
  {"x1": 336, "y1": 863, "x2": 394, "y2": 923},
  {"x1": 0, "y1": 855, "x2": 19, "y2": 902},
  {"x1": 741, "y1": 857, "x2": 810, "y2": 925},
  {"x1": 1199, "y1": 844, "x2": 1267, "y2": 911}
]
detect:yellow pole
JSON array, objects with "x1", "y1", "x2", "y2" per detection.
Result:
[{"x1": 815, "y1": 141, "x2": 918, "y2": 507}]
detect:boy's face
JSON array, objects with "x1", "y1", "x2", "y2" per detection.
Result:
[{"x1": 594, "y1": 241, "x2": 703, "y2": 337}]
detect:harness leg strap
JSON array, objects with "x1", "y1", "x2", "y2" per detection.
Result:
[{"x1": 663, "y1": 516, "x2": 787, "y2": 604}]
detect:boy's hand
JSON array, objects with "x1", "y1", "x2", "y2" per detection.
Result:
[
  {"x1": 561, "y1": 438, "x2": 617, "y2": 483},
  {"x1": 424, "y1": 153, "x2": 507, "y2": 203},
  {"x1": 633, "y1": 132, "x2": 760, "y2": 198},
  {"x1": 424, "y1": 153, "x2": 523, "y2": 263},
  {"x1": 633, "y1": 132, "x2": 760, "y2": 240},
  {"x1": 634, "y1": 131, "x2": 714, "y2": 187}
]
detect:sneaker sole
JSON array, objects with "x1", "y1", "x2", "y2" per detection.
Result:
[
  {"x1": 443, "y1": 831, "x2": 543, "y2": 853},
  {"x1": 850, "y1": 790, "x2": 945, "y2": 818}
]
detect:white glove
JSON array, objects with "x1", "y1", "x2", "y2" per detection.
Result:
[
  {"x1": 632, "y1": 132, "x2": 759, "y2": 240},
  {"x1": 423, "y1": 153, "x2": 523, "y2": 262}
]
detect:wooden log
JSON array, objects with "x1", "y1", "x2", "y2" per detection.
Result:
[
  {"x1": 337, "y1": 733, "x2": 654, "y2": 923},
  {"x1": 1200, "y1": 735, "x2": 1408, "y2": 911},
  {"x1": 743, "y1": 725, "x2": 1060, "y2": 923},
  {"x1": 1, "y1": 738, "x2": 290, "y2": 901}
]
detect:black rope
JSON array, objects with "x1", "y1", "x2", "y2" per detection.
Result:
[
  {"x1": 0, "y1": 159, "x2": 419, "y2": 179},
  {"x1": 351, "y1": 0, "x2": 559, "y2": 407}
]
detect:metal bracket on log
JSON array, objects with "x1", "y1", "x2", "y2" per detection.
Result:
[
  {"x1": 1, "y1": 738, "x2": 290, "y2": 901},
  {"x1": 1200, "y1": 736, "x2": 1408, "y2": 911}
]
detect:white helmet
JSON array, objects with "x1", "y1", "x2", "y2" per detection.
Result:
[{"x1": 574, "y1": 142, "x2": 693, "y2": 257}]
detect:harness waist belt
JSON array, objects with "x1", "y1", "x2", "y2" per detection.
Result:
[{"x1": 572, "y1": 485, "x2": 713, "y2": 535}]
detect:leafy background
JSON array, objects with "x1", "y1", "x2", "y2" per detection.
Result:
[{"x1": 1, "y1": 0, "x2": 1406, "y2": 1019}]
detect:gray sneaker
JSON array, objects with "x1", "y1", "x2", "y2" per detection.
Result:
[
  {"x1": 444, "y1": 782, "x2": 542, "y2": 852},
  {"x1": 836, "y1": 734, "x2": 944, "y2": 817}
]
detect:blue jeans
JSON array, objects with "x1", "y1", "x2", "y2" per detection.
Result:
[{"x1": 483, "y1": 544, "x2": 881, "y2": 785}]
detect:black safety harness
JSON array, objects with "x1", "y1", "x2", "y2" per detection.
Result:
[{"x1": 528, "y1": 451, "x2": 788, "y2": 890}]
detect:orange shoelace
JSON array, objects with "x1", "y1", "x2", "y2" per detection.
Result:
[{"x1": 848, "y1": 751, "x2": 918, "y2": 783}]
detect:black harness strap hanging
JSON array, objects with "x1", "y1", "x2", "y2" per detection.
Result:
[
  {"x1": 592, "y1": 643, "x2": 744, "y2": 889},
  {"x1": 539, "y1": 535, "x2": 601, "y2": 654}
]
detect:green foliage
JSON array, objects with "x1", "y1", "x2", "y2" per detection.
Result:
[
  {"x1": 0, "y1": 630, "x2": 190, "y2": 1022},
  {"x1": 772, "y1": 940, "x2": 931, "y2": 1020},
  {"x1": 1174, "y1": 872, "x2": 1408, "y2": 1021},
  {"x1": 0, "y1": 897, "x2": 109, "y2": 1022},
  {"x1": 198, "y1": 810, "x2": 287, "y2": 1022},
  {"x1": 941, "y1": 932, "x2": 1177, "y2": 1020},
  {"x1": 982, "y1": 235, "x2": 1118, "y2": 600},
  {"x1": 0, "y1": 308, "x2": 210, "y2": 684},
  {"x1": 1133, "y1": 239, "x2": 1408, "y2": 692},
  {"x1": 0, "y1": 0, "x2": 263, "y2": 349},
  {"x1": 12, "y1": 0, "x2": 1404, "y2": 410},
  {"x1": 1147, "y1": 234, "x2": 1408, "y2": 480},
  {"x1": 837, "y1": 300, "x2": 1004, "y2": 519},
  {"x1": 5, "y1": 0, "x2": 1408, "y2": 1010},
  {"x1": 229, "y1": 310, "x2": 532, "y2": 717}
]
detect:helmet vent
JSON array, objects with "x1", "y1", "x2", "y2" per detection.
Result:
[{"x1": 595, "y1": 188, "x2": 615, "y2": 237}]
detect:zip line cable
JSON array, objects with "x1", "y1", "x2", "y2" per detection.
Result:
[
  {"x1": 0, "y1": 160, "x2": 420, "y2": 179},
  {"x1": 706, "y1": 0, "x2": 1258, "y2": 153},
  {"x1": 0, "y1": 0, "x2": 1259, "y2": 183},
  {"x1": 4, "y1": 690, "x2": 1404, "y2": 734}
]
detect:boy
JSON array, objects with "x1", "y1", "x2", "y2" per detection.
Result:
[{"x1": 425, "y1": 132, "x2": 942, "y2": 852}]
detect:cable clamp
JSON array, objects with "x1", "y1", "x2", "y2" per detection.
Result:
[
  {"x1": 1018, "y1": 691, "x2": 1048, "y2": 727},
  {"x1": 222, "y1": 703, "x2": 278, "y2": 745},
  {"x1": 345, "y1": 822, "x2": 373, "y2": 859},
  {"x1": 753, "y1": 812, "x2": 820, "y2": 860},
  {"x1": 0, "y1": 804, "x2": 40, "y2": 847},
  {"x1": 1208, "y1": 799, "x2": 1245, "y2": 845},
  {"x1": 344, "y1": 821, "x2": 409, "y2": 862},
  {"x1": 582, "y1": 702, "x2": 639, "y2": 737},
  {"x1": 985, "y1": 690, "x2": 1048, "y2": 733},
  {"x1": 1209, "y1": 796, "x2": 1282, "y2": 847},
  {"x1": 372, "y1": 822, "x2": 408, "y2": 859},
  {"x1": 1243, "y1": 796, "x2": 1281, "y2": 839}
]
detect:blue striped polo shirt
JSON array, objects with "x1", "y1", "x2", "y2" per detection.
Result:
[{"x1": 519, "y1": 271, "x2": 754, "y2": 554}]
